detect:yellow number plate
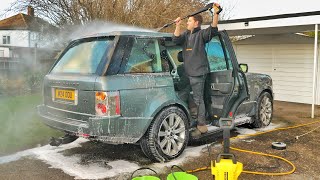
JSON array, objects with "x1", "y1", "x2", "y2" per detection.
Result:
[{"x1": 55, "y1": 89, "x2": 75, "y2": 101}]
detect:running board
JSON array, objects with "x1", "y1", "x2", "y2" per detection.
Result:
[{"x1": 190, "y1": 116, "x2": 253, "y2": 140}]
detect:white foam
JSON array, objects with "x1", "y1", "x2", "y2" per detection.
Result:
[
  {"x1": 0, "y1": 137, "x2": 216, "y2": 179},
  {"x1": 0, "y1": 138, "x2": 85, "y2": 165},
  {"x1": 0, "y1": 123, "x2": 281, "y2": 179}
]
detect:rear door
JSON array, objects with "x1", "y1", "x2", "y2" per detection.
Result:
[
  {"x1": 205, "y1": 31, "x2": 249, "y2": 120},
  {"x1": 104, "y1": 36, "x2": 175, "y2": 119}
]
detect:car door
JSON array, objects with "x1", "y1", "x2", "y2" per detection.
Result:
[{"x1": 205, "y1": 31, "x2": 249, "y2": 120}]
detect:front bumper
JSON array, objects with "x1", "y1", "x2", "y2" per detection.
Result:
[{"x1": 37, "y1": 105, "x2": 153, "y2": 144}]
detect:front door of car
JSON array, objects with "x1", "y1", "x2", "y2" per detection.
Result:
[{"x1": 205, "y1": 31, "x2": 249, "y2": 120}]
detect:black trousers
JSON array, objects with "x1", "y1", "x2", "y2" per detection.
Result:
[{"x1": 179, "y1": 74, "x2": 207, "y2": 125}]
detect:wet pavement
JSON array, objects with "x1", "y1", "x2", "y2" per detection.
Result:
[{"x1": 1, "y1": 101, "x2": 320, "y2": 180}]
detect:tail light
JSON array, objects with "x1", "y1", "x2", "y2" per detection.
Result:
[{"x1": 95, "y1": 91, "x2": 121, "y2": 116}]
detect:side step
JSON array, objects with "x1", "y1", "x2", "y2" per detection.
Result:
[
  {"x1": 49, "y1": 134, "x2": 79, "y2": 146},
  {"x1": 190, "y1": 117, "x2": 252, "y2": 140}
]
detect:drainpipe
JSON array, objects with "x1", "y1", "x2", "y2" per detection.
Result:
[{"x1": 312, "y1": 24, "x2": 318, "y2": 118}]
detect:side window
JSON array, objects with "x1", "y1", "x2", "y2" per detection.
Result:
[
  {"x1": 124, "y1": 38, "x2": 162, "y2": 73},
  {"x1": 205, "y1": 36, "x2": 233, "y2": 72}
]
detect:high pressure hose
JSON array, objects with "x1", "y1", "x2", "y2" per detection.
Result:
[{"x1": 186, "y1": 119, "x2": 320, "y2": 176}]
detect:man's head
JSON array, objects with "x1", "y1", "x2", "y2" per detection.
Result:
[{"x1": 187, "y1": 14, "x2": 203, "y2": 31}]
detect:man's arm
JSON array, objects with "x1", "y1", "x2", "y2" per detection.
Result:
[
  {"x1": 202, "y1": 3, "x2": 221, "y2": 43},
  {"x1": 211, "y1": 6, "x2": 219, "y2": 27},
  {"x1": 172, "y1": 17, "x2": 186, "y2": 45}
]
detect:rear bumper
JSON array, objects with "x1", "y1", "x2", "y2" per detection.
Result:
[{"x1": 37, "y1": 105, "x2": 153, "y2": 144}]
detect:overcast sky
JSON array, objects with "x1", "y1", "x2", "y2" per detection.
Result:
[
  {"x1": 216, "y1": 0, "x2": 320, "y2": 19},
  {"x1": 1, "y1": 0, "x2": 320, "y2": 19},
  {"x1": 0, "y1": 0, "x2": 16, "y2": 18}
]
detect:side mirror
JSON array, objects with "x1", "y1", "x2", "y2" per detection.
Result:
[
  {"x1": 177, "y1": 51, "x2": 183, "y2": 62},
  {"x1": 239, "y1": 64, "x2": 248, "y2": 73}
]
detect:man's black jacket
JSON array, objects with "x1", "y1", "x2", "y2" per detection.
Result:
[{"x1": 173, "y1": 26, "x2": 218, "y2": 77}]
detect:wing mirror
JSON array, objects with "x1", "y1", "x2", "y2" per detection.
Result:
[{"x1": 239, "y1": 64, "x2": 248, "y2": 73}]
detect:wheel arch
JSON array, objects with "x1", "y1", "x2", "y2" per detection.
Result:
[
  {"x1": 255, "y1": 88, "x2": 273, "y2": 102},
  {"x1": 138, "y1": 101, "x2": 191, "y2": 142}
]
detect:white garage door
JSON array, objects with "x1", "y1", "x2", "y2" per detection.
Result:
[{"x1": 235, "y1": 44, "x2": 314, "y2": 104}]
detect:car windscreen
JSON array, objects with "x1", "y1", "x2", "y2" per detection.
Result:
[{"x1": 51, "y1": 37, "x2": 114, "y2": 74}]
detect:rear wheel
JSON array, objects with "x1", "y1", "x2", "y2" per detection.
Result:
[
  {"x1": 252, "y1": 92, "x2": 273, "y2": 128},
  {"x1": 140, "y1": 106, "x2": 189, "y2": 162}
]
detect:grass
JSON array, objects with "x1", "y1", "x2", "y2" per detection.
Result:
[{"x1": 0, "y1": 93, "x2": 63, "y2": 155}]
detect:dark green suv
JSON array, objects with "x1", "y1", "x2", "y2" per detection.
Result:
[{"x1": 38, "y1": 31, "x2": 273, "y2": 162}]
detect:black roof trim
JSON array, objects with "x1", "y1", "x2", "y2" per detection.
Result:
[{"x1": 215, "y1": 11, "x2": 320, "y2": 24}]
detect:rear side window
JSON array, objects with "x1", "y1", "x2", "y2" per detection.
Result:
[
  {"x1": 51, "y1": 38, "x2": 114, "y2": 74},
  {"x1": 124, "y1": 38, "x2": 162, "y2": 73},
  {"x1": 206, "y1": 36, "x2": 232, "y2": 72}
]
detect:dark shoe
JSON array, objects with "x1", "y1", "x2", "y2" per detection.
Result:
[{"x1": 197, "y1": 125, "x2": 208, "y2": 133}]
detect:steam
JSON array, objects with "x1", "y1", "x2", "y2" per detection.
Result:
[
  {"x1": 68, "y1": 21, "x2": 155, "y2": 40},
  {"x1": 0, "y1": 21, "x2": 158, "y2": 156},
  {"x1": 47, "y1": 21, "x2": 156, "y2": 48}
]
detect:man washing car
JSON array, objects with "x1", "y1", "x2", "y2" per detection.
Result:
[{"x1": 173, "y1": 3, "x2": 221, "y2": 135}]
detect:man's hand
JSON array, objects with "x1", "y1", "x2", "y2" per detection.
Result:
[
  {"x1": 213, "y1": 3, "x2": 222, "y2": 15},
  {"x1": 175, "y1": 17, "x2": 182, "y2": 26}
]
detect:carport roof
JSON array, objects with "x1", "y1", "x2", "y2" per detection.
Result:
[{"x1": 203, "y1": 11, "x2": 320, "y2": 36}]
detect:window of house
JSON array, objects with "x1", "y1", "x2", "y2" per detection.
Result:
[
  {"x1": 124, "y1": 38, "x2": 162, "y2": 73},
  {"x1": 205, "y1": 36, "x2": 232, "y2": 72},
  {"x1": 0, "y1": 50, "x2": 4, "y2": 57},
  {"x1": 3, "y1": 36, "x2": 10, "y2": 44}
]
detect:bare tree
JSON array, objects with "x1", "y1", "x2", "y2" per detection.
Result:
[{"x1": 6, "y1": 0, "x2": 211, "y2": 30}]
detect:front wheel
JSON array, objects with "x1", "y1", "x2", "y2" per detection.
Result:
[
  {"x1": 140, "y1": 106, "x2": 189, "y2": 162},
  {"x1": 252, "y1": 92, "x2": 273, "y2": 128}
]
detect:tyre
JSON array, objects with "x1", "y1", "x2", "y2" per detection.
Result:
[
  {"x1": 252, "y1": 92, "x2": 273, "y2": 128},
  {"x1": 140, "y1": 106, "x2": 189, "y2": 162}
]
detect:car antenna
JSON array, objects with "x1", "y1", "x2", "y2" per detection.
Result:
[{"x1": 155, "y1": 3, "x2": 222, "y2": 32}]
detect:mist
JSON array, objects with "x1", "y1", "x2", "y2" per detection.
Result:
[{"x1": 0, "y1": 21, "x2": 160, "y2": 156}]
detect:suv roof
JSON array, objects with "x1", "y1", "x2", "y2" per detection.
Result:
[{"x1": 74, "y1": 31, "x2": 173, "y2": 40}]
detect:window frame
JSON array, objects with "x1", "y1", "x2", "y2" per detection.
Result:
[
  {"x1": 0, "y1": 50, "x2": 4, "y2": 57},
  {"x1": 3, "y1": 36, "x2": 10, "y2": 45}
]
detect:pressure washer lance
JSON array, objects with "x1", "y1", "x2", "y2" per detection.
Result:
[
  {"x1": 211, "y1": 118, "x2": 243, "y2": 180},
  {"x1": 156, "y1": 2, "x2": 222, "y2": 32}
]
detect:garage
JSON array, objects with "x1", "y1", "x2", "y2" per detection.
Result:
[
  {"x1": 204, "y1": 11, "x2": 320, "y2": 117},
  {"x1": 233, "y1": 34, "x2": 317, "y2": 104}
]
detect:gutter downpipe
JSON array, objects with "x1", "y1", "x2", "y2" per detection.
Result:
[{"x1": 312, "y1": 24, "x2": 318, "y2": 118}]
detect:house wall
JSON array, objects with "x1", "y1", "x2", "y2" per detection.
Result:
[
  {"x1": 0, "y1": 30, "x2": 30, "y2": 47},
  {"x1": 0, "y1": 47, "x2": 10, "y2": 57}
]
